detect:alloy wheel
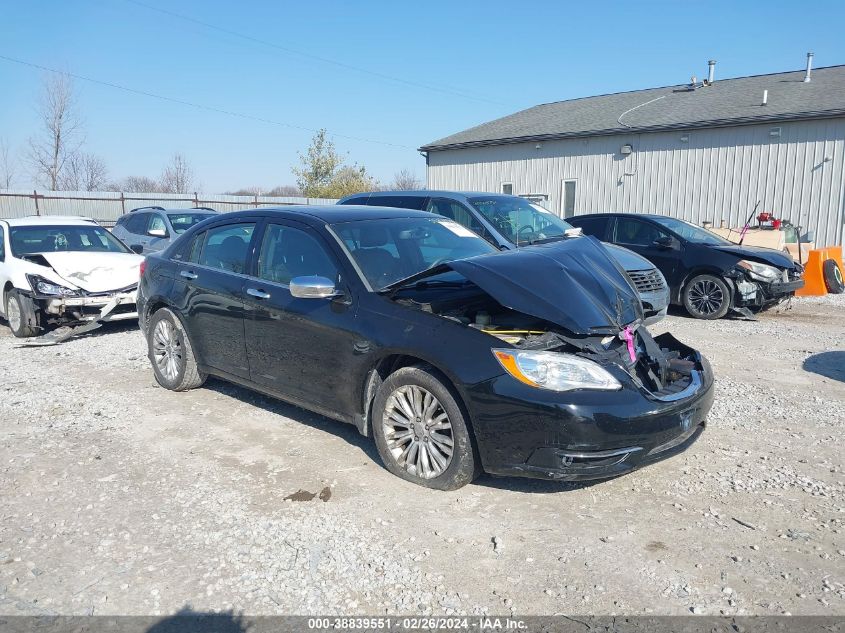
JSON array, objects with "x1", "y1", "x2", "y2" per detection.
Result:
[
  {"x1": 688, "y1": 279, "x2": 725, "y2": 316},
  {"x1": 6, "y1": 296, "x2": 21, "y2": 332},
  {"x1": 382, "y1": 385, "x2": 454, "y2": 479},
  {"x1": 152, "y1": 319, "x2": 182, "y2": 382}
]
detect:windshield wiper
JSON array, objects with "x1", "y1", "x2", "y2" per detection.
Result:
[{"x1": 527, "y1": 236, "x2": 566, "y2": 245}]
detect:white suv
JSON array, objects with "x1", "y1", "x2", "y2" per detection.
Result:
[{"x1": 0, "y1": 216, "x2": 143, "y2": 340}]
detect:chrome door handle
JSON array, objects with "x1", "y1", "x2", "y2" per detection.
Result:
[
  {"x1": 180, "y1": 270, "x2": 198, "y2": 280},
  {"x1": 246, "y1": 288, "x2": 271, "y2": 299}
]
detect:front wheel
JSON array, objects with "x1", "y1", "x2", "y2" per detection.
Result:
[
  {"x1": 372, "y1": 365, "x2": 480, "y2": 490},
  {"x1": 683, "y1": 274, "x2": 731, "y2": 320},
  {"x1": 147, "y1": 308, "x2": 206, "y2": 391},
  {"x1": 5, "y1": 290, "x2": 39, "y2": 338}
]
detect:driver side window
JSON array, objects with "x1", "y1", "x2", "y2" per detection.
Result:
[
  {"x1": 148, "y1": 214, "x2": 167, "y2": 235},
  {"x1": 257, "y1": 224, "x2": 338, "y2": 286},
  {"x1": 615, "y1": 218, "x2": 667, "y2": 247},
  {"x1": 426, "y1": 199, "x2": 495, "y2": 244}
]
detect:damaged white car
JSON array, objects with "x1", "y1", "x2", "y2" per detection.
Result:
[{"x1": 0, "y1": 216, "x2": 143, "y2": 343}]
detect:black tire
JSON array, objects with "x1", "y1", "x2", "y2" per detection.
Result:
[
  {"x1": 823, "y1": 259, "x2": 845, "y2": 294},
  {"x1": 371, "y1": 365, "x2": 480, "y2": 490},
  {"x1": 147, "y1": 307, "x2": 206, "y2": 391},
  {"x1": 4, "y1": 290, "x2": 39, "y2": 338},
  {"x1": 683, "y1": 273, "x2": 731, "y2": 320}
]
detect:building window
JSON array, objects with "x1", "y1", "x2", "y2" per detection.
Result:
[
  {"x1": 501, "y1": 183, "x2": 513, "y2": 195},
  {"x1": 562, "y1": 180, "x2": 576, "y2": 218}
]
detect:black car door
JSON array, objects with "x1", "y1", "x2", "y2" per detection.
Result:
[
  {"x1": 242, "y1": 221, "x2": 361, "y2": 416},
  {"x1": 611, "y1": 216, "x2": 681, "y2": 285},
  {"x1": 177, "y1": 219, "x2": 258, "y2": 379}
]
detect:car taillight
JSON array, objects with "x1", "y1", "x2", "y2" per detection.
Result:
[{"x1": 139, "y1": 259, "x2": 146, "y2": 278}]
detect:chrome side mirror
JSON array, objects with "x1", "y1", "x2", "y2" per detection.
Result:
[
  {"x1": 148, "y1": 228, "x2": 168, "y2": 238},
  {"x1": 289, "y1": 275, "x2": 337, "y2": 299}
]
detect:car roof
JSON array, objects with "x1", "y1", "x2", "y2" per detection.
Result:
[
  {"x1": 128, "y1": 206, "x2": 217, "y2": 213},
  {"x1": 209, "y1": 205, "x2": 435, "y2": 224},
  {"x1": 571, "y1": 213, "x2": 671, "y2": 220},
  {"x1": 2, "y1": 215, "x2": 99, "y2": 227},
  {"x1": 340, "y1": 190, "x2": 518, "y2": 201}
]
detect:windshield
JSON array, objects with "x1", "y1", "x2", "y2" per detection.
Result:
[
  {"x1": 650, "y1": 216, "x2": 733, "y2": 245},
  {"x1": 468, "y1": 196, "x2": 574, "y2": 246},
  {"x1": 330, "y1": 217, "x2": 495, "y2": 291},
  {"x1": 168, "y1": 212, "x2": 215, "y2": 234},
  {"x1": 10, "y1": 224, "x2": 131, "y2": 256}
]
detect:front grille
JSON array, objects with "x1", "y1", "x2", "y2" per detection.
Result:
[{"x1": 627, "y1": 269, "x2": 667, "y2": 294}]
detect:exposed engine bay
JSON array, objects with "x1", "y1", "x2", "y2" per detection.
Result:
[{"x1": 395, "y1": 282, "x2": 700, "y2": 399}]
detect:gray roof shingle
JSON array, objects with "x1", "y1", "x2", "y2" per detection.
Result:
[{"x1": 420, "y1": 65, "x2": 845, "y2": 151}]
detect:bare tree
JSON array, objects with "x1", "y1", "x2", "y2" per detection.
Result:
[
  {"x1": 60, "y1": 152, "x2": 109, "y2": 191},
  {"x1": 115, "y1": 175, "x2": 160, "y2": 193},
  {"x1": 0, "y1": 138, "x2": 16, "y2": 189},
  {"x1": 390, "y1": 168, "x2": 423, "y2": 190},
  {"x1": 266, "y1": 184, "x2": 302, "y2": 197},
  {"x1": 159, "y1": 153, "x2": 194, "y2": 194},
  {"x1": 27, "y1": 74, "x2": 83, "y2": 190}
]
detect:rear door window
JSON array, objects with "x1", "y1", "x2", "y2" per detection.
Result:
[
  {"x1": 368, "y1": 196, "x2": 429, "y2": 210},
  {"x1": 340, "y1": 195, "x2": 369, "y2": 205},
  {"x1": 571, "y1": 216, "x2": 610, "y2": 239},
  {"x1": 126, "y1": 213, "x2": 148, "y2": 235},
  {"x1": 198, "y1": 223, "x2": 256, "y2": 274},
  {"x1": 0, "y1": 226, "x2": 5, "y2": 261}
]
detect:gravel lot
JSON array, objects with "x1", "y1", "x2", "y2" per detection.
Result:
[{"x1": 1, "y1": 294, "x2": 843, "y2": 617}]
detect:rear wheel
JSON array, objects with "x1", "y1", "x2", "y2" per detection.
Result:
[
  {"x1": 683, "y1": 274, "x2": 731, "y2": 320},
  {"x1": 372, "y1": 365, "x2": 479, "y2": 490},
  {"x1": 147, "y1": 308, "x2": 206, "y2": 391},
  {"x1": 823, "y1": 259, "x2": 845, "y2": 294},
  {"x1": 4, "y1": 290, "x2": 38, "y2": 338}
]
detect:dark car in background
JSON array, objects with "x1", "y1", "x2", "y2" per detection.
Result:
[
  {"x1": 112, "y1": 206, "x2": 218, "y2": 254},
  {"x1": 338, "y1": 191, "x2": 670, "y2": 325},
  {"x1": 568, "y1": 213, "x2": 805, "y2": 320},
  {"x1": 137, "y1": 205, "x2": 713, "y2": 490}
]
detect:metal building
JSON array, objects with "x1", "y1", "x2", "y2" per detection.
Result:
[{"x1": 420, "y1": 57, "x2": 845, "y2": 246}]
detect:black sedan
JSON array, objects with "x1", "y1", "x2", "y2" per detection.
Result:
[
  {"x1": 568, "y1": 213, "x2": 804, "y2": 319},
  {"x1": 137, "y1": 206, "x2": 714, "y2": 490}
]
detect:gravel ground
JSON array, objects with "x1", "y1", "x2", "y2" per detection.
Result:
[{"x1": 0, "y1": 294, "x2": 843, "y2": 617}]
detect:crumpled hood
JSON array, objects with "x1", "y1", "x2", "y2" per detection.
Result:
[
  {"x1": 36, "y1": 251, "x2": 143, "y2": 293},
  {"x1": 448, "y1": 236, "x2": 643, "y2": 335},
  {"x1": 713, "y1": 244, "x2": 796, "y2": 269}
]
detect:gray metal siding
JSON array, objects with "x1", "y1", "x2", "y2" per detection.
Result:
[{"x1": 426, "y1": 119, "x2": 845, "y2": 246}]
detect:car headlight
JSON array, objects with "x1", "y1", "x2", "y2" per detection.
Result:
[
  {"x1": 492, "y1": 349, "x2": 622, "y2": 392},
  {"x1": 26, "y1": 275, "x2": 79, "y2": 297},
  {"x1": 737, "y1": 260, "x2": 781, "y2": 282}
]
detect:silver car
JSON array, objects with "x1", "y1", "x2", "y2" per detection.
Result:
[
  {"x1": 112, "y1": 206, "x2": 218, "y2": 255},
  {"x1": 337, "y1": 191, "x2": 670, "y2": 325}
]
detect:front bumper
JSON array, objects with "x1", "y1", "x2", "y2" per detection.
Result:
[
  {"x1": 465, "y1": 353, "x2": 714, "y2": 482},
  {"x1": 734, "y1": 276, "x2": 805, "y2": 307},
  {"x1": 37, "y1": 290, "x2": 138, "y2": 321}
]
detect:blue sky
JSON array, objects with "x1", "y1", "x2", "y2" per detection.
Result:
[{"x1": 1, "y1": 0, "x2": 843, "y2": 192}]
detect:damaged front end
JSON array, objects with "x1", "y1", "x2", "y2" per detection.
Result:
[
  {"x1": 388, "y1": 237, "x2": 713, "y2": 481},
  {"x1": 18, "y1": 264, "x2": 139, "y2": 346},
  {"x1": 726, "y1": 258, "x2": 805, "y2": 314}
]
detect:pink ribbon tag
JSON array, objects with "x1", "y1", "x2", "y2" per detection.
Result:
[{"x1": 622, "y1": 326, "x2": 637, "y2": 363}]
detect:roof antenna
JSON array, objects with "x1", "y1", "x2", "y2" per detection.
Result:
[{"x1": 804, "y1": 52, "x2": 814, "y2": 82}]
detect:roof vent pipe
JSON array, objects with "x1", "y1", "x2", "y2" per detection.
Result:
[
  {"x1": 762, "y1": 90, "x2": 768, "y2": 106},
  {"x1": 708, "y1": 60, "x2": 716, "y2": 84},
  {"x1": 804, "y1": 52, "x2": 814, "y2": 82}
]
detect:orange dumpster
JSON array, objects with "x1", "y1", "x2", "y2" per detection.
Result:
[{"x1": 796, "y1": 246, "x2": 844, "y2": 296}]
